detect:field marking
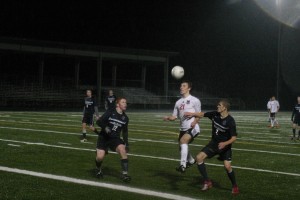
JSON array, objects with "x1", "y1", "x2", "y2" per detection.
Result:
[
  {"x1": 0, "y1": 138, "x2": 300, "y2": 177},
  {"x1": 7, "y1": 144, "x2": 21, "y2": 147},
  {"x1": 1, "y1": 126, "x2": 300, "y2": 156},
  {"x1": 57, "y1": 142, "x2": 72, "y2": 145},
  {"x1": 0, "y1": 166, "x2": 198, "y2": 200}
]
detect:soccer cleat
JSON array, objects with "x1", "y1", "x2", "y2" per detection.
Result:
[
  {"x1": 186, "y1": 160, "x2": 196, "y2": 168},
  {"x1": 201, "y1": 180, "x2": 213, "y2": 191},
  {"x1": 80, "y1": 138, "x2": 88, "y2": 143},
  {"x1": 96, "y1": 169, "x2": 103, "y2": 178},
  {"x1": 232, "y1": 185, "x2": 239, "y2": 195},
  {"x1": 176, "y1": 165, "x2": 186, "y2": 173},
  {"x1": 121, "y1": 174, "x2": 131, "y2": 182}
]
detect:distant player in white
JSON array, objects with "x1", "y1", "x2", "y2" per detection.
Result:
[
  {"x1": 269, "y1": 96, "x2": 280, "y2": 128},
  {"x1": 267, "y1": 98, "x2": 271, "y2": 122},
  {"x1": 164, "y1": 80, "x2": 201, "y2": 173}
]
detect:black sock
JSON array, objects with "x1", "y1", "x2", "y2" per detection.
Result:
[
  {"x1": 95, "y1": 159, "x2": 102, "y2": 169},
  {"x1": 197, "y1": 163, "x2": 209, "y2": 181},
  {"x1": 82, "y1": 133, "x2": 86, "y2": 139},
  {"x1": 121, "y1": 159, "x2": 129, "y2": 174},
  {"x1": 293, "y1": 129, "x2": 295, "y2": 137},
  {"x1": 227, "y1": 170, "x2": 237, "y2": 186}
]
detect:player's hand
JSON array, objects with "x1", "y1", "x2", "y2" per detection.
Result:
[
  {"x1": 105, "y1": 126, "x2": 111, "y2": 134},
  {"x1": 125, "y1": 145, "x2": 129, "y2": 153},
  {"x1": 218, "y1": 142, "x2": 227, "y2": 150},
  {"x1": 191, "y1": 121, "x2": 197, "y2": 128},
  {"x1": 95, "y1": 116, "x2": 99, "y2": 120},
  {"x1": 163, "y1": 116, "x2": 169, "y2": 121}
]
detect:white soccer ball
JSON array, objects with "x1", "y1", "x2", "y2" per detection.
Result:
[{"x1": 171, "y1": 66, "x2": 184, "y2": 80}]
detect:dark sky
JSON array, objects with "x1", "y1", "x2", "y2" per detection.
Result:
[{"x1": 0, "y1": 0, "x2": 299, "y2": 109}]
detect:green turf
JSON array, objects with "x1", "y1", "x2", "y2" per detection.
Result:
[{"x1": 0, "y1": 111, "x2": 300, "y2": 200}]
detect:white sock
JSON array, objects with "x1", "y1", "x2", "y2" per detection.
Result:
[
  {"x1": 271, "y1": 119, "x2": 274, "y2": 127},
  {"x1": 180, "y1": 144, "x2": 188, "y2": 167},
  {"x1": 187, "y1": 152, "x2": 195, "y2": 163}
]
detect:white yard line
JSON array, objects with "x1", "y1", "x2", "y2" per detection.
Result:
[
  {"x1": 0, "y1": 166, "x2": 199, "y2": 200},
  {"x1": 0, "y1": 138, "x2": 299, "y2": 177},
  {"x1": 57, "y1": 142, "x2": 72, "y2": 145},
  {"x1": 7, "y1": 144, "x2": 21, "y2": 147}
]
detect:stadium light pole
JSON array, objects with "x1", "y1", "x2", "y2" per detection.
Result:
[{"x1": 276, "y1": 0, "x2": 282, "y2": 100}]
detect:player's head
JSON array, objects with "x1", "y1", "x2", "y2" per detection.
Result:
[
  {"x1": 86, "y1": 90, "x2": 92, "y2": 97},
  {"x1": 180, "y1": 80, "x2": 192, "y2": 96},
  {"x1": 297, "y1": 95, "x2": 300, "y2": 103},
  {"x1": 271, "y1": 96, "x2": 276, "y2": 101},
  {"x1": 109, "y1": 90, "x2": 114, "y2": 96},
  {"x1": 217, "y1": 99, "x2": 231, "y2": 113},
  {"x1": 116, "y1": 97, "x2": 127, "y2": 111}
]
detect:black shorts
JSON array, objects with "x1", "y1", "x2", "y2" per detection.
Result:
[
  {"x1": 293, "y1": 118, "x2": 300, "y2": 126},
  {"x1": 201, "y1": 141, "x2": 232, "y2": 161},
  {"x1": 178, "y1": 128, "x2": 199, "y2": 144},
  {"x1": 82, "y1": 114, "x2": 94, "y2": 126},
  {"x1": 270, "y1": 113, "x2": 276, "y2": 118},
  {"x1": 96, "y1": 134, "x2": 125, "y2": 152}
]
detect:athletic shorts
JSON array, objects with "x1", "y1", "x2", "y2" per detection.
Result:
[
  {"x1": 82, "y1": 114, "x2": 94, "y2": 126},
  {"x1": 201, "y1": 141, "x2": 232, "y2": 161},
  {"x1": 96, "y1": 133, "x2": 125, "y2": 152},
  {"x1": 293, "y1": 118, "x2": 300, "y2": 126},
  {"x1": 178, "y1": 128, "x2": 199, "y2": 143},
  {"x1": 270, "y1": 113, "x2": 276, "y2": 118}
]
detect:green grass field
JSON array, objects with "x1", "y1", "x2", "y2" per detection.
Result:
[{"x1": 0, "y1": 111, "x2": 299, "y2": 200}]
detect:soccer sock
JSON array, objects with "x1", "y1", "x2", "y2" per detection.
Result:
[
  {"x1": 271, "y1": 119, "x2": 274, "y2": 127},
  {"x1": 293, "y1": 129, "x2": 296, "y2": 137},
  {"x1": 187, "y1": 152, "x2": 195, "y2": 163},
  {"x1": 95, "y1": 159, "x2": 102, "y2": 169},
  {"x1": 121, "y1": 159, "x2": 129, "y2": 174},
  {"x1": 82, "y1": 129, "x2": 87, "y2": 138},
  {"x1": 227, "y1": 170, "x2": 237, "y2": 186},
  {"x1": 197, "y1": 162, "x2": 209, "y2": 181},
  {"x1": 180, "y1": 144, "x2": 188, "y2": 167}
]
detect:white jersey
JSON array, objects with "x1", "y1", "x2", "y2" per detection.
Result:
[
  {"x1": 172, "y1": 95, "x2": 201, "y2": 132},
  {"x1": 267, "y1": 100, "x2": 271, "y2": 110},
  {"x1": 269, "y1": 100, "x2": 280, "y2": 113}
]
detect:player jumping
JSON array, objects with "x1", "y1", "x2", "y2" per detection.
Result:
[
  {"x1": 163, "y1": 80, "x2": 201, "y2": 173},
  {"x1": 291, "y1": 95, "x2": 300, "y2": 140},
  {"x1": 184, "y1": 99, "x2": 239, "y2": 195},
  {"x1": 81, "y1": 89, "x2": 99, "y2": 142},
  {"x1": 95, "y1": 97, "x2": 131, "y2": 182}
]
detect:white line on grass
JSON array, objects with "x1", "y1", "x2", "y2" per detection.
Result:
[
  {"x1": 0, "y1": 138, "x2": 300, "y2": 177},
  {"x1": 0, "y1": 166, "x2": 199, "y2": 200},
  {"x1": 7, "y1": 144, "x2": 21, "y2": 147},
  {"x1": 1, "y1": 126, "x2": 300, "y2": 155},
  {"x1": 57, "y1": 142, "x2": 72, "y2": 145}
]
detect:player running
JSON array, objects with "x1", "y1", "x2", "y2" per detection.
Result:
[
  {"x1": 81, "y1": 89, "x2": 99, "y2": 143},
  {"x1": 291, "y1": 95, "x2": 300, "y2": 140},
  {"x1": 163, "y1": 80, "x2": 201, "y2": 173},
  {"x1": 269, "y1": 96, "x2": 280, "y2": 128},
  {"x1": 105, "y1": 89, "x2": 117, "y2": 110},
  {"x1": 184, "y1": 99, "x2": 239, "y2": 195},
  {"x1": 95, "y1": 97, "x2": 131, "y2": 182}
]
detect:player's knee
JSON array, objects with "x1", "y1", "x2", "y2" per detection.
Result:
[
  {"x1": 196, "y1": 152, "x2": 205, "y2": 163},
  {"x1": 224, "y1": 163, "x2": 232, "y2": 172}
]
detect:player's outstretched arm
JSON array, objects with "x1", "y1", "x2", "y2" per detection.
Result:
[
  {"x1": 163, "y1": 116, "x2": 177, "y2": 121},
  {"x1": 184, "y1": 112, "x2": 205, "y2": 118}
]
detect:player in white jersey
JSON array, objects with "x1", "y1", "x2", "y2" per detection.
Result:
[
  {"x1": 163, "y1": 80, "x2": 201, "y2": 173},
  {"x1": 269, "y1": 96, "x2": 280, "y2": 128},
  {"x1": 267, "y1": 98, "x2": 271, "y2": 122}
]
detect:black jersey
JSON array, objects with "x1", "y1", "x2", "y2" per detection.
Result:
[
  {"x1": 96, "y1": 109, "x2": 129, "y2": 145},
  {"x1": 292, "y1": 104, "x2": 300, "y2": 121},
  {"x1": 204, "y1": 111, "x2": 237, "y2": 147},
  {"x1": 105, "y1": 95, "x2": 117, "y2": 110},
  {"x1": 83, "y1": 97, "x2": 99, "y2": 116}
]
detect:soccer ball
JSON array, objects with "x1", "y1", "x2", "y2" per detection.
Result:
[{"x1": 171, "y1": 66, "x2": 184, "y2": 80}]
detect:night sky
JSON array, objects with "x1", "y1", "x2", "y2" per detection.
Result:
[{"x1": 0, "y1": 0, "x2": 299, "y2": 109}]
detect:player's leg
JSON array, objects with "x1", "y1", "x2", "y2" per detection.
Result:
[
  {"x1": 196, "y1": 151, "x2": 212, "y2": 191},
  {"x1": 81, "y1": 121, "x2": 87, "y2": 142},
  {"x1": 292, "y1": 123, "x2": 296, "y2": 140},
  {"x1": 297, "y1": 122, "x2": 300, "y2": 140},
  {"x1": 221, "y1": 149, "x2": 239, "y2": 195},
  {"x1": 177, "y1": 133, "x2": 192, "y2": 172},
  {"x1": 270, "y1": 113, "x2": 275, "y2": 127},
  {"x1": 115, "y1": 141, "x2": 131, "y2": 182},
  {"x1": 88, "y1": 116, "x2": 98, "y2": 134},
  {"x1": 95, "y1": 149, "x2": 106, "y2": 178}
]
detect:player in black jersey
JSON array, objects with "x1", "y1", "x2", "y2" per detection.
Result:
[
  {"x1": 185, "y1": 99, "x2": 239, "y2": 195},
  {"x1": 105, "y1": 90, "x2": 117, "y2": 111},
  {"x1": 81, "y1": 90, "x2": 99, "y2": 143},
  {"x1": 95, "y1": 97, "x2": 130, "y2": 182},
  {"x1": 291, "y1": 96, "x2": 300, "y2": 140}
]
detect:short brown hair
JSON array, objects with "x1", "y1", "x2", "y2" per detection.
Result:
[
  {"x1": 116, "y1": 97, "x2": 126, "y2": 104},
  {"x1": 181, "y1": 80, "x2": 192, "y2": 89},
  {"x1": 219, "y1": 99, "x2": 231, "y2": 111}
]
